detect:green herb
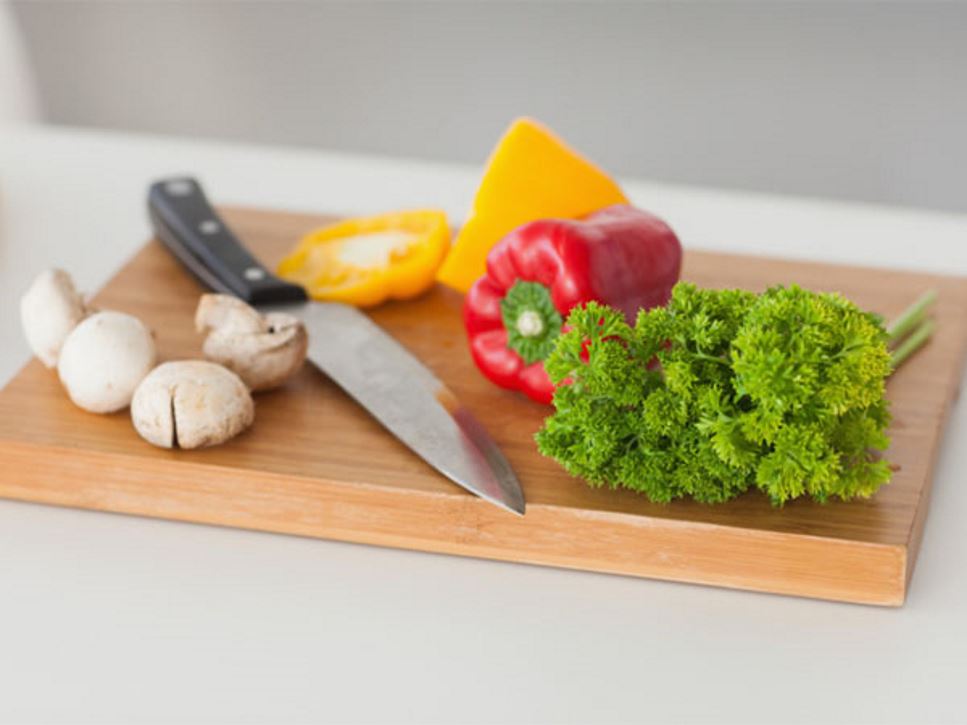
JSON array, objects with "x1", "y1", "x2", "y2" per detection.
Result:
[{"x1": 536, "y1": 283, "x2": 934, "y2": 506}]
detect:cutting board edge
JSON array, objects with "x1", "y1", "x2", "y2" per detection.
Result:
[
  {"x1": 0, "y1": 438, "x2": 907, "y2": 606},
  {"x1": 902, "y1": 360, "x2": 967, "y2": 588}
]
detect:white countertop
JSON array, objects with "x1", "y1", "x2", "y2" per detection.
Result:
[{"x1": 1, "y1": 124, "x2": 965, "y2": 724}]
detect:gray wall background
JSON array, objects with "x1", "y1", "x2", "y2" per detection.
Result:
[{"x1": 12, "y1": 1, "x2": 967, "y2": 214}]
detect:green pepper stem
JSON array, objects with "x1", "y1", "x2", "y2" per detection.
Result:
[
  {"x1": 891, "y1": 318, "x2": 935, "y2": 370},
  {"x1": 500, "y1": 280, "x2": 563, "y2": 365},
  {"x1": 888, "y1": 289, "x2": 937, "y2": 347}
]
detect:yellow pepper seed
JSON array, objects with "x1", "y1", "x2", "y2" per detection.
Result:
[{"x1": 335, "y1": 231, "x2": 417, "y2": 270}]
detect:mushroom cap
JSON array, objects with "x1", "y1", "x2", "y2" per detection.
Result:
[
  {"x1": 195, "y1": 293, "x2": 308, "y2": 392},
  {"x1": 19, "y1": 268, "x2": 90, "y2": 368},
  {"x1": 131, "y1": 360, "x2": 254, "y2": 449},
  {"x1": 194, "y1": 294, "x2": 264, "y2": 336},
  {"x1": 57, "y1": 311, "x2": 157, "y2": 413}
]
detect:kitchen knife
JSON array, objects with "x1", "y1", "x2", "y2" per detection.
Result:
[{"x1": 147, "y1": 177, "x2": 525, "y2": 515}]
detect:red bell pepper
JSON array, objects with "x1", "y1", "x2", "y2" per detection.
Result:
[{"x1": 464, "y1": 204, "x2": 682, "y2": 404}]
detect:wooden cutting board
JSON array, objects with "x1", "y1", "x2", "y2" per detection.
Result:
[{"x1": 2, "y1": 207, "x2": 965, "y2": 606}]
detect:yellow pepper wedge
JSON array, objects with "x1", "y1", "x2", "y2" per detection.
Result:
[
  {"x1": 437, "y1": 117, "x2": 629, "y2": 293},
  {"x1": 277, "y1": 209, "x2": 450, "y2": 308}
]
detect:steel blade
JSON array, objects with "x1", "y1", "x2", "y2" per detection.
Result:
[{"x1": 263, "y1": 300, "x2": 526, "y2": 515}]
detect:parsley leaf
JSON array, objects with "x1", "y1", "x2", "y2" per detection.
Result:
[{"x1": 536, "y1": 283, "x2": 895, "y2": 505}]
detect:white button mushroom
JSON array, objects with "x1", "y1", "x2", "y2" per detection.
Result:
[
  {"x1": 130, "y1": 360, "x2": 254, "y2": 449},
  {"x1": 195, "y1": 294, "x2": 307, "y2": 392},
  {"x1": 19, "y1": 268, "x2": 91, "y2": 367},
  {"x1": 57, "y1": 311, "x2": 157, "y2": 413}
]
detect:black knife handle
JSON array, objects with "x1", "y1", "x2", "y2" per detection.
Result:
[{"x1": 147, "y1": 177, "x2": 307, "y2": 305}]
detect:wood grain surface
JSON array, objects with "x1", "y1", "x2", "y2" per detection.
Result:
[{"x1": 2, "y1": 206, "x2": 965, "y2": 605}]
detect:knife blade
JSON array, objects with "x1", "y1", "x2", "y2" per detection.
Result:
[{"x1": 147, "y1": 177, "x2": 525, "y2": 515}]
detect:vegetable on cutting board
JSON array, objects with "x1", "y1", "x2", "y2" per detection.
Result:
[
  {"x1": 437, "y1": 117, "x2": 629, "y2": 293},
  {"x1": 19, "y1": 268, "x2": 91, "y2": 368},
  {"x1": 537, "y1": 283, "x2": 937, "y2": 506},
  {"x1": 195, "y1": 293, "x2": 308, "y2": 392},
  {"x1": 131, "y1": 360, "x2": 254, "y2": 449},
  {"x1": 277, "y1": 209, "x2": 450, "y2": 307},
  {"x1": 465, "y1": 204, "x2": 682, "y2": 404},
  {"x1": 58, "y1": 311, "x2": 157, "y2": 414}
]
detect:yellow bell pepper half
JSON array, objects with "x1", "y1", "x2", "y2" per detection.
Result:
[{"x1": 277, "y1": 210, "x2": 450, "y2": 308}]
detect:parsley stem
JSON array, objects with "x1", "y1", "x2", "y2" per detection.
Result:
[
  {"x1": 887, "y1": 289, "x2": 937, "y2": 347},
  {"x1": 890, "y1": 318, "x2": 935, "y2": 370},
  {"x1": 692, "y1": 352, "x2": 730, "y2": 366}
]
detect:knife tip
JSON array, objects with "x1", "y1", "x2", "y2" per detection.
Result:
[
  {"x1": 507, "y1": 502, "x2": 526, "y2": 517},
  {"x1": 492, "y1": 492, "x2": 526, "y2": 517}
]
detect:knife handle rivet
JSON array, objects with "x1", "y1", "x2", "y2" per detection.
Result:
[
  {"x1": 244, "y1": 266, "x2": 267, "y2": 281},
  {"x1": 199, "y1": 219, "x2": 220, "y2": 235},
  {"x1": 164, "y1": 179, "x2": 194, "y2": 197}
]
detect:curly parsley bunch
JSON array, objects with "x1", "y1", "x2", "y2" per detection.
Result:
[{"x1": 536, "y1": 283, "x2": 897, "y2": 505}]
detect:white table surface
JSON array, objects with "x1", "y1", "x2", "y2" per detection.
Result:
[{"x1": 1, "y1": 123, "x2": 966, "y2": 725}]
